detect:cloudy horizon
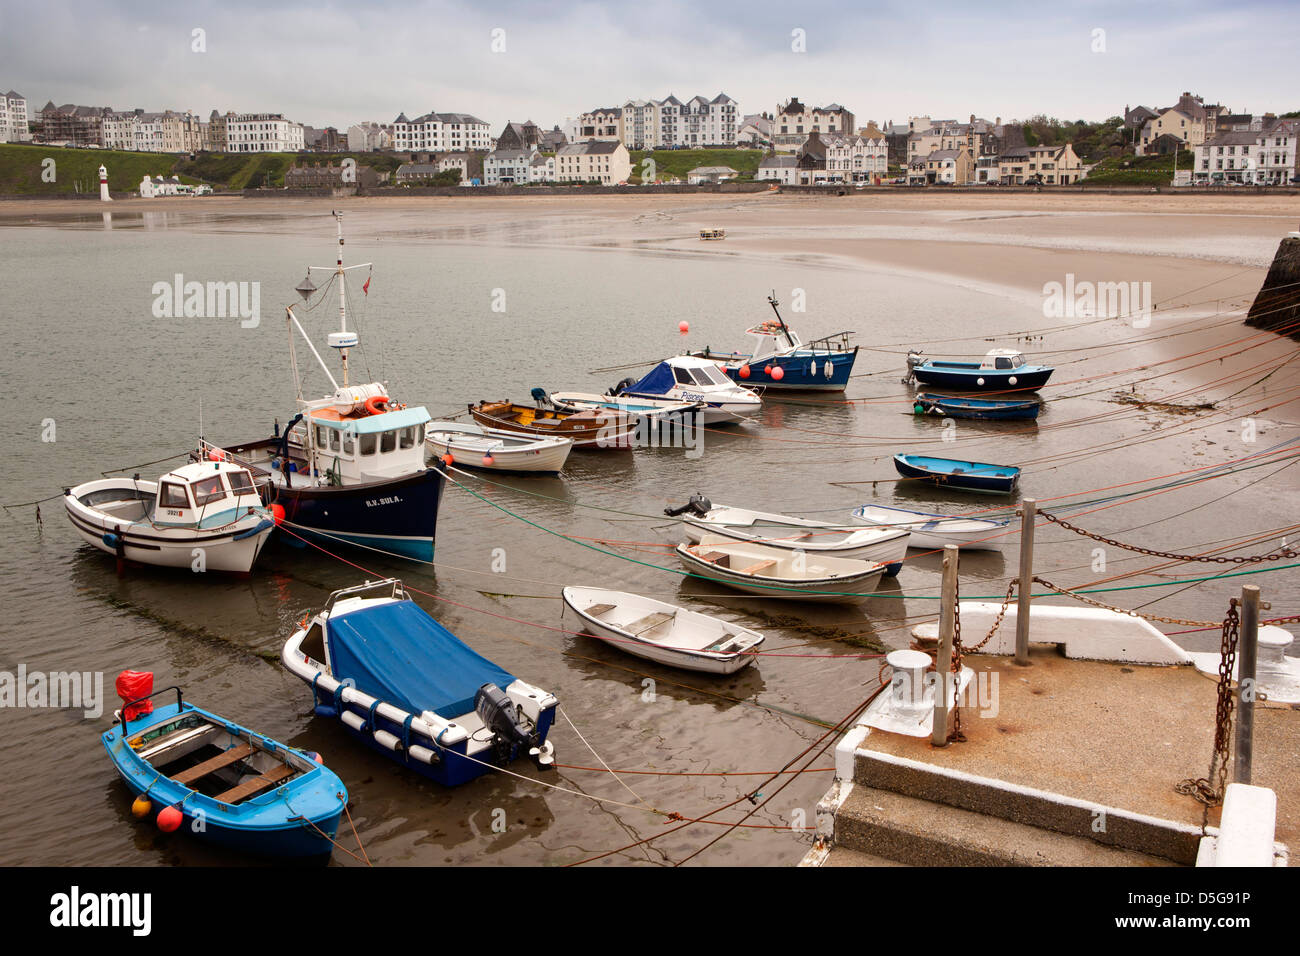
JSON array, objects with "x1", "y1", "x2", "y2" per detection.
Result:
[{"x1": 2, "y1": 0, "x2": 1297, "y2": 131}]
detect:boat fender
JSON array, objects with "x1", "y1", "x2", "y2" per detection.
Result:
[
  {"x1": 233, "y1": 518, "x2": 273, "y2": 540},
  {"x1": 270, "y1": 504, "x2": 285, "y2": 526},
  {"x1": 976, "y1": 377, "x2": 985, "y2": 386},
  {"x1": 157, "y1": 805, "x2": 183, "y2": 832},
  {"x1": 408, "y1": 744, "x2": 441, "y2": 765},
  {"x1": 810, "y1": 360, "x2": 816, "y2": 377},
  {"x1": 440, "y1": 454, "x2": 454, "y2": 466},
  {"x1": 913, "y1": 404, "x2": 925, "y2": 414},
  {"x1": 609, "y1": 377, "x2": 637, "y2": 397},
  {"x1": 131, "y1": 795, "x2": 152, "y2": 819},
  {"x1": 373, "y1": 729, "x2": 402, "y2": 752},
  {"x1": 885, "y1": 562, "x2": 903, "y2": 577},
  {"x1": 771, "y1": 366, "x2": 784, "y2": 380},
  {"x1": 340, "y1": 711, "x2": 366, "y2": 733},
  {"x1": 824, "y1": 360, "x2": 833, "y2": 379},
  {"x1": 482, "y1": 454, "x2": 495, "y2": 467},
  {"x1": 311, "y1": 673, "x2": 339, "y2": 718},
  {"x1": 1008, "y1": 376, "x2": 1018, "y2": 385},
  {"x1": 102, "y1": 532, "x2": 121, "y2": 549},
  {"x1": 738, "y1": 365, "x2": 750, "y2": 379}
]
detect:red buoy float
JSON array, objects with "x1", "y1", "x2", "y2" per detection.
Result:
[
  {"x1": 738, "y1": 365, "x2": 751, "y2": 379},
  {"x1": 269, "y1": 504, "x2": 285, "y2": 526},
  {"x1": 441, "y1": 454, "x2": 454, "y2": 466},
  {"x1": 771, "y1": 366, "x2": 785, "y2": 381},
  {"x1": 678, "y1": 321, "x2": 689, "y2": 334},
  {"x1": 482, "y1": 454, "x2": 495, "y2": 467},
  {"x1": 157, "y1": 806, "x2": 183, "y2": 832}
]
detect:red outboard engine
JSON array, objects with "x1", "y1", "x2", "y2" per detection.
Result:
[{"x1": 116, "y1": 670, "x2": 154, "y2": 720}]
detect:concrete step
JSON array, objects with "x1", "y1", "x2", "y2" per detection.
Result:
[
  {"x1": 835, "y1": 785, "x2": 1179, "y2": 867},
  {"x1": 853, "y1": 748, "x2": 1203, "y2": 864},
  {"x1": 820, "y1": 844, "x2": 909, "y2": 868}
]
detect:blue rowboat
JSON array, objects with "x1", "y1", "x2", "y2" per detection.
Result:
[
  {"x1": 101, "y1": 686, "x2": 347, "y2": 859},
  {"x1": 907, "y1": 348, "x2": 1054, "y2": 392},
  {"x1": 913, "y1": 393, "x2": 1041, "y2": 421},
  {"x1": 893, "y1": 454, "x2": 1021, "y2": 495},
  {"x1": 283, "y1": 579, "x2": 558, "y2": 787}
]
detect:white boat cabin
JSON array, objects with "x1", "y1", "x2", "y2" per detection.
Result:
[
  {"x1": 158, "y1": 461, "x2": 264, "y2": 528},
  {"x1": 979, "y1": 349, "x2": 1030, "y2": 371},
  {"x1": 293, "y1": 383, "x2": 431, "y2": 485}
]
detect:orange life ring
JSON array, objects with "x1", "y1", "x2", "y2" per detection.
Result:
[{"x1": 364, "y1": 396, "x2": 390, "y2": 416}]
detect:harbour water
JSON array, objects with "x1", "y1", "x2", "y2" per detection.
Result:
[{"x1": 1, "y1": 196, "x2": 1296, "y2": 866}]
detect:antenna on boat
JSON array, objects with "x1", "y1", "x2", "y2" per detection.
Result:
[
  {"x1": 767, "y1": 289, "x2": 791, "y2": 340},
  {"x1": 301, "y1": 210, "x2": 371, "y2": 388}
]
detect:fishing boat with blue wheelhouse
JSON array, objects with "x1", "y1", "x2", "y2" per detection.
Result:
[
  {"x1": 905, "y1": 349, "x2": 1054, "y2": 392},
  {"x1": 913, "y1": 392, "x2": 1042, "y2": 421},
  {"x1": 893, "y1": 454, "x2": 1021, "y2": 495},
  {"x1": 199, "y1": 212, "x2": 444, "y2": 562},
  {"x1": 688, "y1": 294, "x2": 858, "y2": 391},
  {"x1": 282, "y1": 579, "x2": 558, "y2": 787},
  {"x1": 101, "y1": 673, "x2": 347, "y2": 859}
]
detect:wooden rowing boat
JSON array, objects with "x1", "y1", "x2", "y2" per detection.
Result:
[{"x1": 468, "y1": 401, "x2": 637, "y2": 450}]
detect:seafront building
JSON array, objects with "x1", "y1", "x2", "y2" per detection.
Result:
[
  {"x1": 392, "y1": 110, "x2": 492, "y2": 152},
  {"x1": 347, "y1": 121, "x2": 393, "y2": 152},
  {"x1": 556, "y1": 139, "x2": 631, "y2": 184},
  {"x1": 772, "y1": 98, "x2": 855, "y2": 151},
  {"x1": 573, "y1": 95, "x2": 740, "y2": 149},
  {"x1": 1, "y1": 90, "x2": 30, "y2": 142},
  {"x1": 1193, "y1": 117, "x2": 1297, "y2": 185},
  {"x1": 225, "y1": 113, "x2": 305, "y2": 153}
]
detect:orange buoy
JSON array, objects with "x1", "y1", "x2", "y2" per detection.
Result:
[
  {"x1": 270, "y1": 504, "x2": 285, "y2": 526},
  {"x1": 157, "y1": 806, "x2": 183, "y2": 832},
  {"x1": 678, "y1": 321, "x2": 689, "y2": 334},
  {"x1": 482, "y1": 454, "x2": 495, "y2": 467},
  {"x1": 441, "y1": 453, "x2": 454, "y2": 466},
  {"x1": 364, "y1": 396, "x2": 390, "y2": 416},
  {"x1": 738, "y1": 365, "x2": 750, "y2": 379},
  {"x1": 208, "y1": 449, "x2": 224, "y2": 462},
  {"x1": 771, "y1": 366, "x2": 785, "y2": 381},
  {"x1": 131, "y1": 795, "x2": 152, "y2": 819}
]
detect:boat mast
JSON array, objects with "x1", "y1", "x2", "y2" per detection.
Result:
[
  {"x1": 303, "y1": 210, "x2": 368, "y2": 389},
  {"x1": 767, "y1": 290, "x2": 792, "y2": 344},
  {"x1": 334, "y1": 211, "x2": 349, "y2": 387}
]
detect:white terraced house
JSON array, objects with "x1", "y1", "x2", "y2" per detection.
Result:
[
  {"x1": 621, "y1": 100, "x2": 657, "y2": 149},
  {"x1": 1, "y1": 89, "x2": 29, "y2": 142},
  {"x1": 483, "y1": 148, "x2": 536, "y2": 185},
  {"x1": 1193, "y1": 119, "x2": 1297, "y2": 185},
  {"x1": 576, "y1": 107, "x2": 622, "y2": 142},
  {"x1": 655, "y1": 93, "x2": 739, "y2": 147},
  {"x1": 347, "y1": 121, "x2": 393, "y2": 152},
  {"x1": 226, "y1": 113, "x2": 305, "y2": 153},
  {"x1": 556, "y1": 139, "x2": 631, "y2": 184},
  {"x1": 773, "y1": 97, "x2": 855, "y2": 151},
  {"x1": 824, "y1": 125, "x2": 889, "y2": 182},
  {"x1": 392, "y1": 110, "x2": 491, "y2": 152}
]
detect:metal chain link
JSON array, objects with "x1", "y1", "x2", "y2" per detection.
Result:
[
  {"x1": 964, "y1": 579, "x2": 1018, "y2": 652},
  {"x1": 1031, "y1": 576, "x2": 1218, "y2": 627},
  {"x1": 948, "y1": 573, "x2": 965, "y2": 744},
  {"x1": 1040, "y1": 511, "x2": 1299, "y2": 564},
  {"x1": 1176, "y1": 599, "x2": 1241, "y2": 811}
]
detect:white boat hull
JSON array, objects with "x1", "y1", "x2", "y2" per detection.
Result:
[
  {"x1": 681, "y1": 505, "x2": 909, "y2": 572},
  {"x1": 562, "y1": 586, "x2": 763, "y2": 674},
  {"x1": 426, "y1": 426, "x2": 572, "y2": 473},
  {"x1": 851, "y1": 505, "x2": 1006, "y2": 551}
]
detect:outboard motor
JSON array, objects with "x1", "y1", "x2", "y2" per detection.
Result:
[
  {"x1": 475, "y1": 683, "x2": 555, "y2": 770},
  {"x1": 608, "y1": 376, "x2": 637, "y2": 397},
  {"x1": 903, "y1": 350, "x2": 924, "y2": 385},
  {"x1": 664, "y1": 494, "x2": 713, "y2": 518},
  {"x1": 530, "y1": 387, "x2": 553, "y2": 409}
]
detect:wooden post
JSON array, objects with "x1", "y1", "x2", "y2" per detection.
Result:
[
  {"x1": 932, "y1": 544, "x2": 959, "y2": 747},
  {"x1": 1015, "y1": 498, "x2": 1036, "y2": 666},
  {"x1": 1234, "y1": 585, "x2": 1261, "y2": 784}
]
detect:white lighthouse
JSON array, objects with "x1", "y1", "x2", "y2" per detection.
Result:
[{"x1": 98, "y1": 164, "x2": 111, "y2": 202}]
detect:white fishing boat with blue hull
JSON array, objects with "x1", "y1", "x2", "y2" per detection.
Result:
[
  {"x1": 101, "y1": 680, "x2": 347, "y2": 859},
  {"x1": 282, "y1": 579, "x2": 558, "y2": 787},
  {"x1": 203, "y1": 212, "x2": 444, "y2": 562},
  {"x1": 64, "y1": 461, "x2": 275, "y2": 574}
]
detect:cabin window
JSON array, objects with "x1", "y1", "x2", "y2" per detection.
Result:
[
  {"x1": 380, "y1": 430, "x2": 397, "y2": 454},
  {"x1": 399, "y1": 426, "x2": 417, "y2": 450},
  {"x1": 673, "y1": 367, "x2": 694, "y2": 385},
  {"x1": 159, "y1": 482, "x2": 190, "y2": 509},
  {"x1": 227, "y1": 470, "x2": 256, "y2": 496},
  {"x1": 342, "y1": 431, "x2": 355, "y2": 455},
  {"x1": 359, "y1": 433, "x2": 377, "y2": 455},
  {"x1": 301, "y1": 622, "x2": 326, "y2": 662},
  {"x1": 995, "y1": 357, "x2": 1013, "y2": 369},
  {"x1": 192, "y1": 475, "x2": 227, "y2": 506},
  {"x1": 315, "y1": 425, "x2": 330, "y2": 448},
  {"x1": 328, "y1": 429, "x2": 340, "y2": 452}
]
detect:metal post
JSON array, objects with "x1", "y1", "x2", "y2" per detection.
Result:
[
  {"x1": 1234, "y1": 585, "x2": 1260, "y2": 784},
  {"x1": 932, "y1": 544, "x2": 959, "y2": 747},
  {"x1": 1015, "y1": 498, "x2": 1036, "y2": 665}
]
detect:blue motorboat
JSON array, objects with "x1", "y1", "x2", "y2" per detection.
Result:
[
  {"x1": 907, "y1": 349, "x2": 1054, "y2": 392},
  {"x1": 101, "y1": 680, "x2": 347, "y2": 859},
  {"x1": 688, "y1": 294, "x2": 858, "y2": 391},
  {"x1": 893, "y1": 454, "x2": 1021, "y2": 495},
  {"x1": 283, "y1": 579, "x2": 558, "y2": 787},
  {"x1": 612, "y1": 356, "x2": 762, "y2": 424},
  {"x1": 913, "y1": 393, "x2": 1042, "y2": 421}
]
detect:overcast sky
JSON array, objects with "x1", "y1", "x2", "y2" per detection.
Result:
[{"x1": 2, "y1": 0, "x2": 1296, "y2": 130}]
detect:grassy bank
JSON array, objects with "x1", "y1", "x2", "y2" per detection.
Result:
[
  {"x1": 1083, "y1": 152, "x2": 1191, "y2": 186},
  {"x1": 628, "y1": 148, "x2": 763, "y2": 183}
]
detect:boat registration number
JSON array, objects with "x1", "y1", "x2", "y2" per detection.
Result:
[{"x1": 365, "y1": 496, "x2": 403, "y2": 508}]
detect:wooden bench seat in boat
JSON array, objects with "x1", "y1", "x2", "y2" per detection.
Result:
[
  {"x1": 697, "y1": 551, "x2": 730, "y2": 567},
  {"x1": 212, "y1": 764, "x2": 295, "y2": 804},
  {"x1": 738, "y1": 559, "x2": 778, "y2": 575},
  {"x1": 624, "y1": 611, "x2": 675, "y2": 636},
  {"x1": 583, "y1": 603, "x2": 617, "y2": 619},
  {"x1": 170, "y1": 743, "x2": 254, "y2": 785}
]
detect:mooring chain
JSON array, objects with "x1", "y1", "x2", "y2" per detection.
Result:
[
  {"x1": 963, "y1": 579, "x2": 1018, "y2": 653},
  {"x1": 1039, "y1": 511, "x2": 1299, "y2": 564},
  {"x1": 948, "y1": 573, "x2": 965, "y2": 744},
  {"x1": 1176, "y1": 599, "x2": 1241, "y2": 811},
  {"x1": 1032, "y1": 576, "x2": 1218, "y2": 627}
]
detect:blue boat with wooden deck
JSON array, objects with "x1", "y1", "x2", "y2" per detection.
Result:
[
  {"x1": 688, "y1": 294, "x2": 858, "y2": 391},
  {"x1": 893, "y1": 454, "x2": 1021, "y2": 495},
  {"x1": 101, "y1": 681, "x2": 347, "y2": 859},
  {"x1": 907, "y1": 349, "x2": 1054, "y2": 392},
  {"x1": 913, "y1": 393, "x2": 1042, "y2": 421}
]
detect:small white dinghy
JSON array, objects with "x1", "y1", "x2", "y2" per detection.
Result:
[
  {"x1": 562, "y1": 587, "x2": 764, "y2": 674},
  {"x1": 426, "y1": 421, "x2": 573, "y2": 474},
  {"x1": 677, "y1": 535, "x2": 884, "y2": 603},
  {"x1": 669, "y1": 496, "x2": 910, "y2": 574},
  {"x1": 850, "y1": 504, "x2": 1008, "y2": 551},
  {"x1": 64, "y1": 460, "x2": 275, "y2": 574}
]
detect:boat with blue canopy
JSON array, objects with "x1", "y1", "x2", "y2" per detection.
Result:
[
  {"x1": 101, "y1": 675, "x2": 347, "y2": 859},
  {"x1": 283, "y1": 579, "x2": 558, "y2": 787},
  {"x1": 688, "y1": 294, "x2": 858, "y2": 391},
  {"x1": 200, "y1": 212, "x2": 444, "y2": 561},
  {"x1": 913, "y1": 393, "x2": 1042, "y2": 421},
  {"x1": 906, "y1": 349, "x2": 1054, "y2": 392},
  {"x1": 893, "y1": 454, "x2": 1021, "y2": 495},
  {"x1": 612, "y1": 355, "x2": 761, "y2": 424}
]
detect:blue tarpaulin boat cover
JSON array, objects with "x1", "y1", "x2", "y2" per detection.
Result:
[
  {"x1": 326, "y1": 600, "x2": 517, "y2": 719},
  {"x1": 628, "y1": 362, "x2": 675, "y2": 395}
]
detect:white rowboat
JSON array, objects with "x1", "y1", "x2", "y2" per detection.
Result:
[
  {"x1": 562, "y1": 587, "x2": 764, "y2": 674},
  {"x1": 850, "y1": 504, "x2": 1007, "y2": 551},
  {"x1": 676, "y1": 535, "x2": 885, "y2": 603},
  {"x1": 426, "y1": 421, "x2": 573, "y2": 474}
]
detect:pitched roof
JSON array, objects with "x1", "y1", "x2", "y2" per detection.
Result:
[
  {"x1": 559, "y1": 139, "x2": 622, "y2": 155},
  {"x1": 758, "y1": 155, "x2": 798, "y2": 168}
]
